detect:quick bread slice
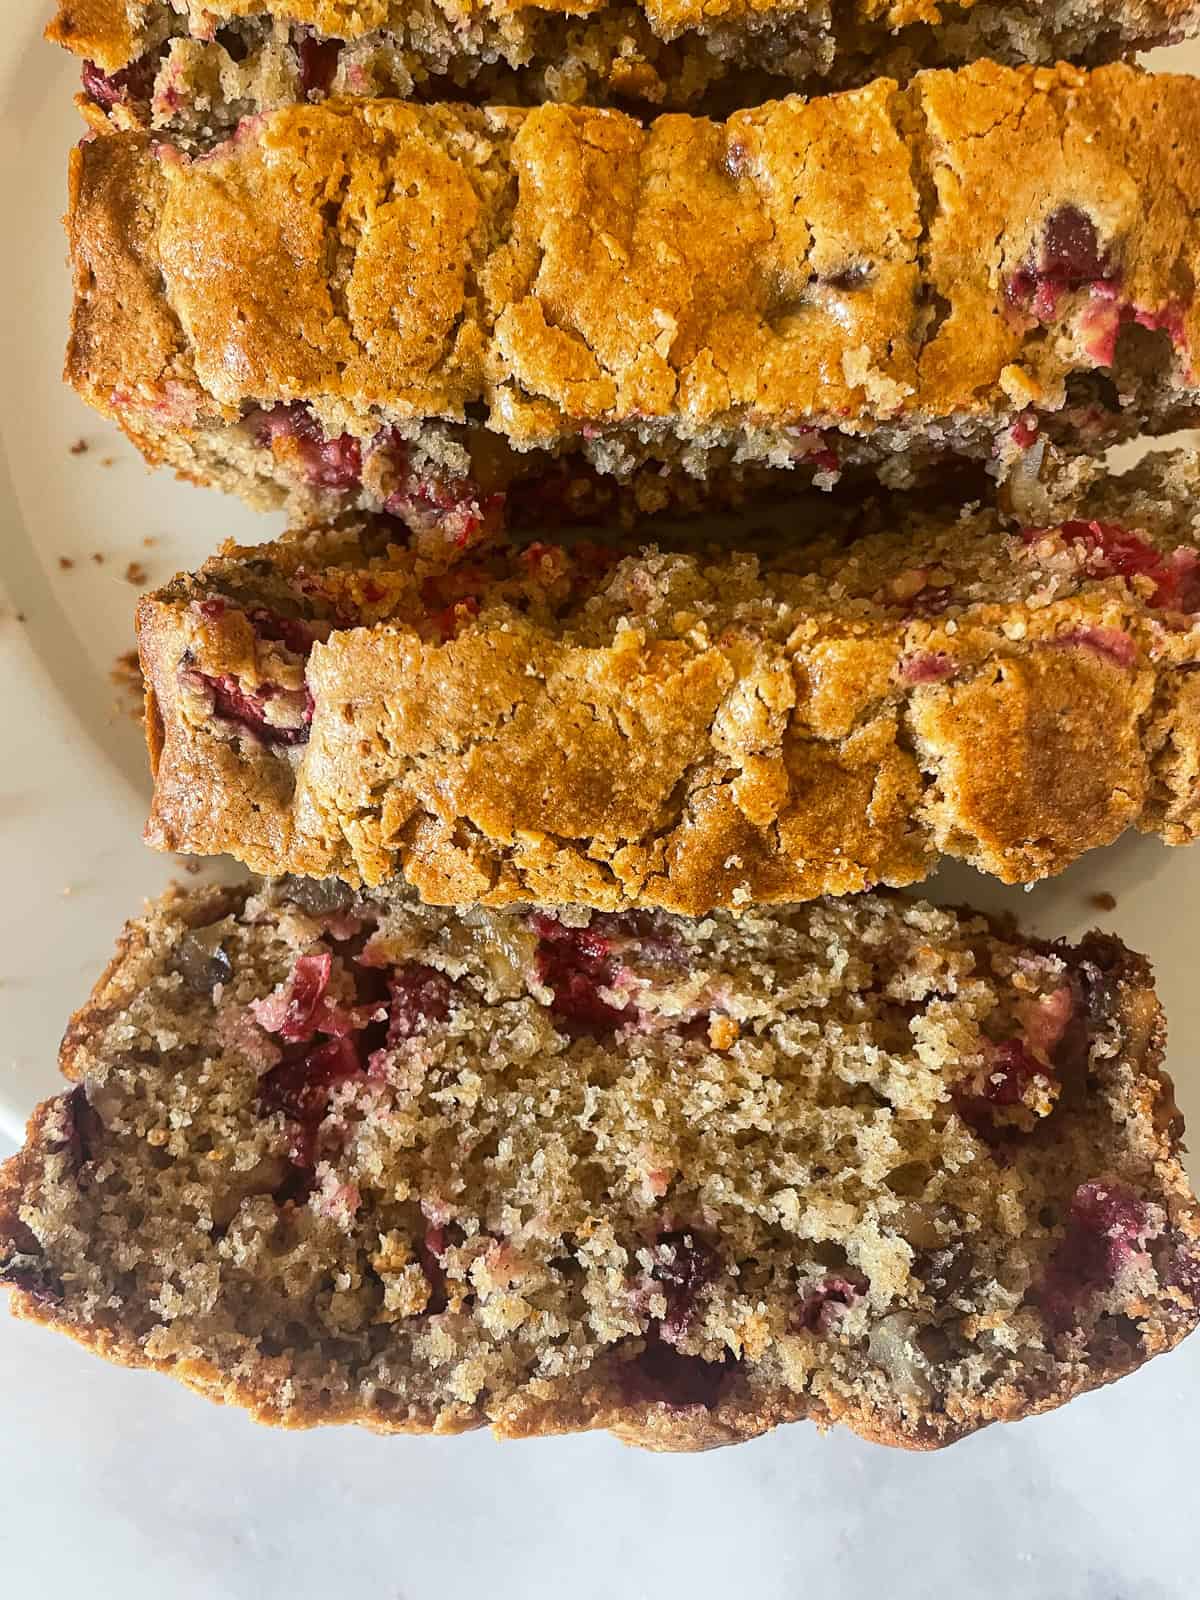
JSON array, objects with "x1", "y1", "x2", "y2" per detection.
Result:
[
  {"x1": 49, "y1": 0, "x2": 1200, "y2": 129},
  {"x1": 137, "y1": 450, "x2": 1200, "y2": 913},
  {"x1": 67, "y1": 65, "x2": 1200, "y2": 544},
  {"x1": 3, "y1": 879, "x2": 1197, "y2": 1451}
]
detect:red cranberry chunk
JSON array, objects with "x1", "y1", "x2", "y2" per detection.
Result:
[
  {"x1": 899, "y1": 651, "x2": 954, "y2": 685},
  {"x1": 276, "y1": 952, "x2": 333, "y2": 1043},
  {"x1": 1055, "y1": 627, "x2": 1136, "y2": 669},
  {"x1": 247, "y1": 607, "x2": 317, "y2": 657},
  {"x1": 250, "y1": 403, "x2": 362, "y2": 491},
  {"x1": 48, "y1": 1085, "x2": 102, "y2": 1174},
  {"x1": 1025, "y1": 520, "x2": 1200, "y2": 611},
  {"x1": 1167, "y1": 1246, "x2": 1200, "y2": 1302},
  {"x1": 203, "y1": 673, "x2": 313, "y2": 748},
  {"x1": 531, "y1": 913, "x2": 630, "y2": 1036},
  {"x1": 589, "y1": 909, "x2": 687, "y2": 965},
  {"x1": 953, "y1": 1028, "x2": 1063, "y2": 1151},
  {"x1": 1034, "y1": 1181, "x2": 1152, "y2": 1331},
  {"x1": 1006, "y1": 206, "x2": 1116, "y2": 317},
  {"x1": 81, "y1": 51, "x2": 158, "y2": 109},
  {"x1": 295, "y1": 31, "x2": 342, "y2": 96},
  {"x1": 623, "y1": 1328, "x2": 737, "y2": 1410},
  {"x1": 651, "y1": 1232, "x2": 720, "y2": 1341},
  {"x1": 258, "y1": 1034, "x2": 363, "y2": 1172},
  {"x1": 981, "y1": 1039, "x2": 1046, "y2": 1106},
  {"x1": 433, "y1": 597, "x2": 481, "y2": 642},
  {"x1": 386, "y1": 963, "x2": 452, "y2": 1044},
  {"x1": 1041, "y1": 207, "x2": 1111, "y2": 286},
  {"x1": 795, "y1": 1272, "x2": 867, "y2": 1333},
  {"x1": 416, "y1": 1224, "x2": 450, "y2": 1315}
]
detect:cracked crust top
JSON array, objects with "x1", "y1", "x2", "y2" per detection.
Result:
[
  {"x1": 66, "y1": 64, "x2": 1200, "y2": 463},
  {"x1": 137, "y1": 451, "x2": 1200, "y2": 911}
]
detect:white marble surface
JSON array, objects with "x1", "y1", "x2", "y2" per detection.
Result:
[{"x1": 0, "y1": 1126, "x2": 1195, "y2": 1600}]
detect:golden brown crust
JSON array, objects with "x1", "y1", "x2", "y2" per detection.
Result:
[
  {"x1": 137, "y1": 470, "x2": 1200, "y2": 910},
  {"x1": 65, "y1": 65, "x2": 1200, "y2": 496},
  {"x1": 47, "y1": 0, "x2": 135, "y2": 71}
]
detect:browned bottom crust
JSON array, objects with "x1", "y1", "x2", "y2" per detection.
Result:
[{"x1": 3, "y1": 881, "x2": 1197, "y2": 1451}]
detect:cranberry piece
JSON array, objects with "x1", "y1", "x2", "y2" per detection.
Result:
[
  {"x1": 1041, "y1": 207, "x2": 1110, "y2": 286},
  {"x1": 277, "y1": 953, "x2": 333, "y2": 1043},
  {"x1": 247, "y1": 608, "x2": 316, "y2": 657},
  {"x1": 651, "y1": 1232, "x2": 720, "y2": 1341},
  {"x1": 386, "y1": 964, "x2": 452, "y2": 1044},
  {"x1": 589, "y1": 910, "x2": 686, "y2": 965},
  {"x1": 81, "y1": 51, "x2": 158, "y2": 110},
  {"x1": 1167, "y1": 1246, "x2": 1200, "y2": 1302},
  {"x1": 413, "y1": 1223, "x2": 468, "y2": 1314},
  {"x1": 980, "y1": 1039, "x2": 1046, "y2": 1106},
  {"x1": 295, "y1": 31, "x2": 341, "y2": 97},
  {"x1": 432, "y1": 597, "x2": 481, "y2": 642},
  {"x1": 386, "y1": 483, "x2": 506, "y2": 550},
  {"x1": 253, "y1": 950, "x2": 379, "y2": 1040},
  {"x1": 1024, "y1": 520, "x2": 1200, "y2": 611},
  {"x1": 250, "y1": 403, "x2": 362, "y2": 492},
  {"x1": 1006, "y1": 206, "x2": 1117, "y2": 319},
  {"x1": 1033, "y1": 1181, "x2": 1151, "y2": 1331},
  {"x1": 953, "y1": 1027, "x2": 1064, "y2": 1150},
  {"x1": 1054, "y1": 626, "x2": 1136, "y2": 669},
  {"x1": 1011, "y1": 413, "x2": 1040, "y2": 449},
  {"x1": 795, "y1": 1273, "x2": 867, "y2": 1333},
  {"x1": 623, "y1": 1328, "x2": 737, "y2": 1410},
  {"x1": 308, "y1": 432, "x2": 362, "y2": 491},
  {"x1": 416, "y1": 1227, "x2": 449, "y2": 1314},
  {"x1": 531, "y1": 913, "x2": 629, "y2": 1037},
  {"x1": 48, "y1": 1086, "x2": 102, "y2": 1175},
  {"x1": 258, "y1": 1034, "x2": 363, "y2": 1172},
  {"x1": 898, "y1": 651, "x2": 954, "y2": 685},
  {"x1": 203, "y1": 673, "x2": 313, "y2": 748}
]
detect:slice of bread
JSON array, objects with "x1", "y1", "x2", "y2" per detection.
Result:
[
  {"x1": 138, "y1": 451, "x2": 1200, "y2": 910},
  {"x1": 66, "y1": 66, "x2": 1200, "y2": 542},
  {"x1": 2, "y1": 880, "x2": 1196, "y2": 1451}
]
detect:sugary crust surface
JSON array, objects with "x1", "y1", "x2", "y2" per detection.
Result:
[
  {"x1": 65, "y1": 65, "x2": 1200, "y2": 502},
  {"x1": 2, "y1": 882, "x2": 1197, "y2": 1451},
  {"x1": 138, "y1": 451, "x2": 1200, "y2": 911}
]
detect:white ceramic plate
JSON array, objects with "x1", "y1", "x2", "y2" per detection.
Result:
[{"x1": 3, "y1": 23, "x2": 1200, "y2": 1154}]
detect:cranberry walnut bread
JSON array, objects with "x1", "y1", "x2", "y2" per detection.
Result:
[
  {"x1": 138, "y1": 450, "x2": 1200, "y2": 913},
  {"x1": 67, "y1": 65, "x2": 1200, "y2": 544},
  {"x1": 51, "y1": 0, "x2": 1200, "y2": 128},
  {"x1": 2, "y1": 881, "x2": 1197, "y2": 1450}
]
